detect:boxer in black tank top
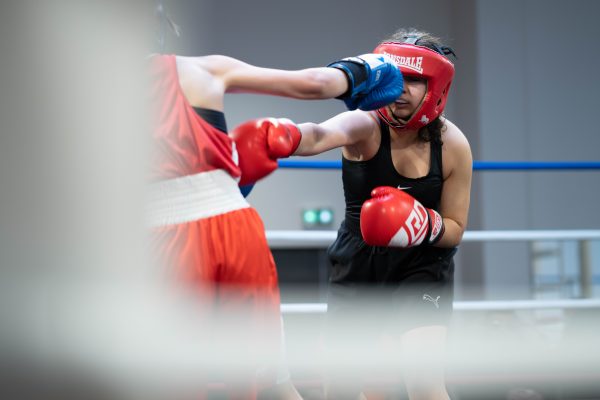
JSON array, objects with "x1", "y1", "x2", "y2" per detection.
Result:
[
  {"x1": 327, "y1": 118, "x2": 456, "y2": 330},
  {"x1": 286, "y1": 29, "x2": 472, "y2": 400},
  {"x1": 317, "y1": 117, "x2": 463, "y2": 400}
]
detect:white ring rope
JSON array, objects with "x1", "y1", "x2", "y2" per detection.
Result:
[
  {"x1": 266, "y1": 229, "x2": 600, "y2": 248},
  {"x1": 281, "y1": 299, "x2": 600, "y2": 314}
]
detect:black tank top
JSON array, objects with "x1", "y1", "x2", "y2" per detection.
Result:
[
  {"x1": 342, "y1": 119, "x2": 444, "y2": 234},
  {"x1": 194, "y1": 107, "x2": 228, "y2": 133}
]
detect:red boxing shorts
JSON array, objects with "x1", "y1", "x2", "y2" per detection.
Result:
[{"x1": 147, "y1": 170, "x2": 281, "y2": 392}]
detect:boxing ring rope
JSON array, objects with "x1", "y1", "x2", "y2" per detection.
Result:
[
  {"x1": 267, "y1": 229, "x2": 600, "y2": 248},
  {"x1": 278, "y1": 159, "x2": 600, "y2": 170},
  {"x1": 280, "y1": 299, "x2": 600, "y2": 314},
  {"x1": 272, "y1": 159, "x2": 600, "y2": 314}
]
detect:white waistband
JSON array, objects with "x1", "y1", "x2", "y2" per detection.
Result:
[{"x1": 145, "y1": 170, "x2": 249, "y2": 227}]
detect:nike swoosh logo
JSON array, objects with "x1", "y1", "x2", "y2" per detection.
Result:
[{"x1": 397, "y1": 185, "x2": 412, "y2": 190}]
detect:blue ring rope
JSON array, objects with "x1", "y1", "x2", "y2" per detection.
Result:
[{"x1": 278, "y1": 160, "x2": 600, "y2": 171}]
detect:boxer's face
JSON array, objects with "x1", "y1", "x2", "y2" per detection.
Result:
[{"x1": 388, "y1": 76, "x2": 427, "y2": 122}]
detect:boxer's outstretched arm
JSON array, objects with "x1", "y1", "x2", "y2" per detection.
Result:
[
  {"x1": 294, "y1": 111, "x2": 376, "y2": 156},
  {"x1": 176, "y1": 54, "x2": 402, "y2": 112}
]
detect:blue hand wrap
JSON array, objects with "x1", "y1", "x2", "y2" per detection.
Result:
[{"x1": 327, "y1": 54, "x2": 403, "y2": 111}]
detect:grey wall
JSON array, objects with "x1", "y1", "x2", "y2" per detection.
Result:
[
  {"x1": 477, "y1": 0, "x2": 600, "y2": 299},
  {"x1": 168, "y1": 0, "x2": 600, "y2": 300}
]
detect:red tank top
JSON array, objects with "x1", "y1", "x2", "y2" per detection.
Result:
[{"x1": 149, "y1": 54, "x2": 241, "y2": 181}]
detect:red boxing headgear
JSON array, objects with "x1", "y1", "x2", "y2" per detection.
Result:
[{"x1": 373, "y1": 42, "x2": 455, "y2": 130}]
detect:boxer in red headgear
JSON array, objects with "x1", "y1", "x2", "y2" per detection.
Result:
[{"x1": 233, "y1": 28, "x2": 472, "y2": 400}]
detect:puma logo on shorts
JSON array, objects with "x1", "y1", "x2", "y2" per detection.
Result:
[{"x1": 422, "y1": 294, "x2": 440, "y2": 309}]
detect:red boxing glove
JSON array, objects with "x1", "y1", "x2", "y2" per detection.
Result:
[
  {"x1": 360, "y1": 186, "x2": 445, "y2": 248},
  {"x1": 230, "y1": 118, "x2": 301, "y2": 186}
]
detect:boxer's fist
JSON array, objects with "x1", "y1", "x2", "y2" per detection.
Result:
[
  {"x1": 327, "y1": 53, "x2": 403, "y2": 111},
  {"x1": 360, "y1": 186, "x2": 444, "y2": 248},
  {"x1": 230, "y1": 118, "x2": 301, "y2": 186}
]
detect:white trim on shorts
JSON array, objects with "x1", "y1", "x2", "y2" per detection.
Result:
[{"x1": 145, "y1": 169, "x2": 250, "y2": 227}]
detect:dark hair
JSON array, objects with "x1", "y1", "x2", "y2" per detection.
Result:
[
  {"x1": 384, "y1": 28, "x2": 453, "y2": 144},
  {"x1": 422, "y1": 117, "x2": 445, "y2": 144}
]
